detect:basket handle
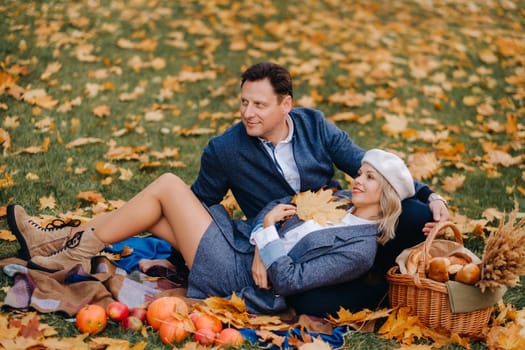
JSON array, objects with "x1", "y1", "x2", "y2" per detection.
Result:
[{"x1": 413, "y1": 221, "x2": 463, "y2": 287}]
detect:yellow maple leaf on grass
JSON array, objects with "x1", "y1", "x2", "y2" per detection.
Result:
[
  {"x1": 13, "y1": 137, "x2": 50, "y2": 155},
  {"x1": 378, "y1": 307, "x2": 424, "y2": 345},
  {"x1": 95, "y1": 161, "x2": 118, "y2": 175},
  {"x1": 40, "y1": 62, "x2": 62, "y2": 81},
  {"x1": 39, "y1": 195, "x2": 56, "y2": 210},
  {"x1": 89, "y1": 337, "x2": 144, "y2": 349},
  {"x1": 441, "y1": 173, "x2": 466, "y2": 193},
  {"x1": 77, "y1": 190, "x2": 105, "y2": 203},
  {"x1": 382, "y1": 114, "x2": 408, "y2": 136},
  {"x1": 0, "y1": 173, "x2": 15, "y2": 188},
  {"x1": 22, "y1": 89, "x2": 58, "y2": 109},
  {"x1": 0, "y1": 229, "x2": 16, "y2": 241},
  {"x1": 0, "y1": 128, "x2": 12, "y2": 153},
  {"x1": 193, "y1": 294, "x2": 287, "y2": 330},
  {"x1": 485, "y1": 150, "x2": 523, "y2": 167},
  {"x1": 92, "y1": 105, "x2": 111, "y2": 118},
  {"x1": 291, "y1": 188, "x2": 350, "y2": 225},
  {"x1": 487, "y1": 323, "x2": 525, "y2": 350},
  {"x1": 65, "y1": 137, "x2": 104, "y2": 149},
  {"x1": 378, "y1": 307, "x2": 469, "y2": 348},
  {"x1": 407, "y1": 152, "x2": 440, "y2": 180},
  {"x1": 486, "y1": 304, "x2": 525, "y2": 350},
  {"x1": 327, "y1": 307, "x2": 392, "y2": 326}
]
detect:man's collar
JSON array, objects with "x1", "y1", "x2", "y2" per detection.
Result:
[
  {"x1": 259, "y1": 115, "x2": 294, "y2": 145},
  {"x1": 283, "y1": 115, "x2": 294, "y2": 143}
]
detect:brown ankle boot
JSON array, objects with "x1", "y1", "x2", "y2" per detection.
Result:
[
  {"x1": 7, "y1": 204, "x2": 79, "y2": 260},
  {"x1": 28, "y1": 228, "x2": 107, "y2": 273}
]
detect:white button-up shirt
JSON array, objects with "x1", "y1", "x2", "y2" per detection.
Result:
[
  {"x1": 260, "y1": 116, "x2": 301, "y2": 193},
  {"x1": 251, "y1": 208, "x2": 373, "y2": 252}
]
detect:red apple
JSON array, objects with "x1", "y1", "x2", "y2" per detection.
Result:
[
  {"x1": 194, "y1": 327, "x2": 216, "y2": 345},
  {"x1": 129, "y1": 307, "x2": 147, "y2": 322},
  {"x1": 215, "y1": 328, "x2": 243, "y2": 348},
  {"x1": 189, "y1": 311, "x2": 201, "y2": 325},
  {"x1": 121, "y1": 316, "x2": 143, "y2": 331},
  {"x1": 194, "y1": 313, "x2": 222, "y2": 334},
  {"x1": 106, "y1": 301, "x2": 129, "y2": 321}
]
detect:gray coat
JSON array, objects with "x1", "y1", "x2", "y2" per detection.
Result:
[{"x1": 187, "y1": 195, "x2": 379, "y2": 314}]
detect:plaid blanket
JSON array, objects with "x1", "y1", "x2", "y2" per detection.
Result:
[
  {"x1": 1, "y1": 236, "x2": 350, "y2": 349},
  {"x1": 1, "y1": 254, "x2": 182, "y2": 316}
]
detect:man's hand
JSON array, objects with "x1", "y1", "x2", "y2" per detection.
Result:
[
  {"x1": 423, "y1": 198, "x2": 450, "y2": 235},
  {"x1": 251, "y1": 247, "x2": 270, "y2": 289}
]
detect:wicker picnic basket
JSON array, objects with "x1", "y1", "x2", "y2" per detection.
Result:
[{"x1": 386, "y1": 221, "x2": 493, "y2": 336}]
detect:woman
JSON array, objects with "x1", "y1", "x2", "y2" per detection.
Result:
[{"x1": 7, "y1": 149, "x2": 414, "y2": 314}]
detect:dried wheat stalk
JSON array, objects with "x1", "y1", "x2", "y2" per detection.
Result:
[{"x1": 477, "y1": 210, "x2": 525, "y2": 292}]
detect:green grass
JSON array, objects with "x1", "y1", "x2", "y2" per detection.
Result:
[{"x1": 1, "y1": 0, "x2": 524, "y2": 349}]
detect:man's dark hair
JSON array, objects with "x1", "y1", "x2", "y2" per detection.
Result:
[{"x1": 241, "y1": 62, "x2": 293, "y2": 99}]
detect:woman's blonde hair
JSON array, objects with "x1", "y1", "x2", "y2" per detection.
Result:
[{"x1": 374, "y1": 174, "x2": 403, "y2": 245}]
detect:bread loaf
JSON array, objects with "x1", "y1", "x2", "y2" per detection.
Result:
[
  {"x1": 454, "y1": 263, "x2": 481, "y2": 285},
  {"x1": 448, "y1": 253, "x2": 471, "y2": 266},
  {"x1": 406, "y1": 249, "x2": 422, "y2": 275},
  {"x1": 427, "y1": 257, "x2": 450, "y2": 282}
]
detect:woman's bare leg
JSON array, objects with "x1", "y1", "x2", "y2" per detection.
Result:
[
  {"x1": 147, "y1": 217, "x2": 175, "y2": 239},
  {"x1": 78, "y1": 173, "x2": 212, "y2": 268},
  {"x1": 137, "y1": 219, "x2": 179, "y2": 272}
]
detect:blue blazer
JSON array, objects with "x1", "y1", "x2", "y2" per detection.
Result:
[{"x1": 191, "y1": 107, "x2": 431, "y2": 219}]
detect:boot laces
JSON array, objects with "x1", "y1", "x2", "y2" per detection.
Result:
[{"x1": 30, "y1": 218, "x2": 81, "y2": 231}]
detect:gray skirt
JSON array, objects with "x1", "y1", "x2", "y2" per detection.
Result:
[{"x1": 186, "y1": 206, "x2": 255, "y2": 299}]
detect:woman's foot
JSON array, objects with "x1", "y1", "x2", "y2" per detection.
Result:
[
  {"x1": 28, "y1": 228, "x2": 106, "y2": 273},
  {"x1": 7, "y1": 204, "x2": 77, "y2": 260}
]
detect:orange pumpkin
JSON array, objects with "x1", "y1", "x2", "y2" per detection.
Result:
[
  {"x1": 158, "y1": 317, "x2": 190, "y2": 344},
  {"x1": 76, "y1": 304, "x2": 107, "y2": 334},
  {"x1": 146, "y1": 296, "x2": 189, "y2": 330}
]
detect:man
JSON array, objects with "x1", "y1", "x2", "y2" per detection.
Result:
[{"x1": 154, "y1": 62, "x2": 449, "y2": 315}]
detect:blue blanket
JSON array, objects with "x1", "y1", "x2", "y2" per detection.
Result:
[
  {"x1": 104, "y1": 236, "x2": 172, "y2": 272},
  {"x1": 240, "y1": 326, "x2": 350, "y2": 349}
]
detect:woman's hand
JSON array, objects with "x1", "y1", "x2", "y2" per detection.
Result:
[
  {"x1": 252, "y1": 247, "x2": 270, "y2": 289},
  {"x1": 263, "y1": 204, "x2": 296, "y2": 227},
  {"x1": 423, "y1": 200, "x2": 450, "y2": 235}
]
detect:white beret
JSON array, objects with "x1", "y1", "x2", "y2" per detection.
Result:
[{"x1": 361, "y1": 149, "x2": 415, "y2": 200}]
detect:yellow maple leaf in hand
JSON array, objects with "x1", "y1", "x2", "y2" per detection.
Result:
[{"x1": 291, "y1": 189, "x2": 349, "y2": 226}]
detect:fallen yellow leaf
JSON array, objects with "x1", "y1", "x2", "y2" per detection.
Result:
[
  {"x1": 0, "y1": 229, "x2": 16, "y2": 241},
  {"x1": 39, "y1": 195, "x2": 56, "y2": 210}
]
